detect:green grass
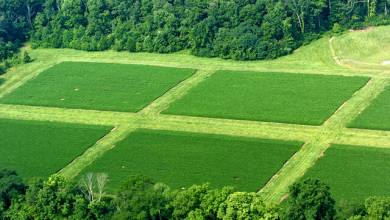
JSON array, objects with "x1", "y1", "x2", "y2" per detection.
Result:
[
  {"x1": 0, "y1": 62, "x2": 195, "y2": 112},
  {"x1": 349, "y1": 84, "x2": 390, "y2": 130},
  {"x1": 333, "y1": 26, "x2": 390, "y2": 64},
  {"x1": 164, "y1": 71, "x2": 369, "y2": 125},
  {"x1": 80, "y1": 129, "x2": 302, "y2": 192},
  {"x1": 305, "y1": 144, "x2": 390, "y2": 203},
  {"x1": 0, "y1": 119, "x2": 110, "y2": 179}
]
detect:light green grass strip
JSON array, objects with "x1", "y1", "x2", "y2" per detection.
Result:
[
  {"x1": 0, "y1": 104, "x2": 139, "y2": 126},
  {"x1": 260, "y1": 77, "x2": 390, "y2": 203},
  {"x1": 337, "y1": 128, "x2": 390, "y2": 148},
  {"x1": 0, "y1": 104, "x2": 317, "y2": 142},
  {"x1": 58, "y1": 125, "x2": 137, "y2": 179},
  {"x1": 140, "y1": 69, "x2": 216, "y2": 115},
  {"x1": 0, "y1": 60, "x2": 59, "y2": 98}
]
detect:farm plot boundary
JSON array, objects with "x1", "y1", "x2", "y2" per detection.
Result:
[{"x1": 1, "y1": 48, "x2": 390, "y2": 204}]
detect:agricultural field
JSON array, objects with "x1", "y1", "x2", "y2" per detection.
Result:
[
  {"x1": 349, "y1": 84, "x2": 390, "y2": 130},
  {"x1": 304, "y1": 145, "x2": 390, "y2": 203},
  {"x1": 80, "y1": 129, "x2": 302, "y2": 192},
  {"x1": 0, "y1": 118, "x2": 110, "y2": 179},
  {"x1": 0, "y1": 26, "x2": 390, "y2": 206},
  {"x1": 164, "y1": 71, "x2": 369, "y2": 125},
  {"x1": 0, "y1": 62, "x2": 195, "y2": 112}
]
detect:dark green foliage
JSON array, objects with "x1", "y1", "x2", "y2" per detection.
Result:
[
  {"x1": 170, "y1": 184, "x2": 234, "y2": 219},
  {"x1": 114, "y1": 175, "x2": 171, "y2": 220},
  {"x1": 0, "y1": 62, "x2": 194, "y2": 112},
  {"x1": 5, "y1": 175, "x2": 116, "y2": 219},
  {"x1": 0, "y1": 64, "x2": 5, "y2": 75},
  {"x1": 26, "y1": 0, "x2": 390, "y2": 61},
  {"x1": 305, "y1": 145, "x2": 390, "y2": 203},
  {"x1": 164, "y1": 71, "x2": 369, "y2": 125},
  {"x1": 81, "y1": 129, "x2": 301, "y2": 192},
  {"x1": 217, "y1": 191, "x2": 279, "y2": 219},
  {"x1": 283, "y1": 178, "x2": 336, "y2": 220},
  {"x1": 0, "y1": 170, "x2": 26, "y2": 218},
  {"x1": 5, "y1": 171, "x2": 390, "y2": 219},
  {"x1": 22, "y1": 51, "x2": 32, "y2": 64},
  {"x1": 350, "y1": 197, "x2": 390, "y2": 219},
  {"x1": 2, "y1": 0, "x2": 390, "y2": 61},
  {"x1": 0, "y1": 0, "x2": 43, "y2": 60},
  {"x1": 0, "y1": 119, "x2": 110, "y2": 179}
]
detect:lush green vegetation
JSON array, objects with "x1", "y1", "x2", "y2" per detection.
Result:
[
  {"x1": 0, "y1": 1, "x2": 37, "y2": 61},
  {"x1": 80, "y1": 129, "x2": 302, "y2": 191},
  {"x1": 5, "y1": 170, "x2": 388, "y2": 220},
  {"x1": 305, "y1": 144, "x2": 390, "y2": 203},
  {"x1": 333, "y1": 25, "x2": 390, "y2": 64},
  {"x1": 0, "y1": 119, "x2": 110, "y2": 179},
  {"x1": 282, "y1": 179, "x2": 336, "y2": 220},
  {"x1": 2, "y1": 171, "x2": 342, "y2": 220},
  {"x1": 6, "y1": 0, "x2": 384, "y2": 61},
  {"x1": 2, "y1": 0, "x2": 390, "y2": 65},
  {"x1": 2, "y1": 1, "x2": 390, "y2": 217},
  {"x1": 0, "y1": 1, "x2": 39, "y2": 73},
  {"x1": 349, "y1": 85, "x2": 390, "y2": 130},
  {"x1": 0, "y1": 62, "x2": 194, "y2": 112},
  {"x1": 164, "y1": 71, "x2": 368, "y2": 125}
]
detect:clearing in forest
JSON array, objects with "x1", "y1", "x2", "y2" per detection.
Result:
[
  {"x1": 79, "y1": 129, "x2": 302, "y2": 192},
  {"x1": 0, "y1": 118, "x2": 110, "y2": 179},
  {"x1": 0, "y1": 62, "x2": 195, "y2": 112},
  {"x1": 164, "y1": 71, "x2": 369, "y2": 125},
  {"x1": 349, "y1": 84, "x2": 390, "y2": 131},
  {"x1": 304, "y1": 144, "x2": 390, "y2": 203}
]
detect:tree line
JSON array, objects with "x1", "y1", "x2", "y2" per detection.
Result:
[
  {"x1": 1, "y1": 0, "x2": 390, "y2": 67},
  {"x1": 1, "y1": 169, "x2": 390, "y2": 220}
]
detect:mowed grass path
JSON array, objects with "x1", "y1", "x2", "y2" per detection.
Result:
[
  {"x1": 305, "y1": 145, "x2": 390, "y2": 203},
  {"x1": 349, "y1": 84, "x2": 390, "y2": 130},
  {"x1": 0, "y1": 119, "x2": 110, "y2": 179},
  {"x1": 80, "y1": 129, "x2": 302, "y2": 192},
  {"x1": 0, "y1": 62, "x2": 195, "y2": 112},
  {"x1": 164, "y1": 71, "x2": 369, "y2": 125}
]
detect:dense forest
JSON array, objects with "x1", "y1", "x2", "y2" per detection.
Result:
[
  {"x1": 1, "y1": 169, "x2": 390, "y2": 220},
  {"x1": 1, "y1": 0, "x2": 390, "y2": 64}
]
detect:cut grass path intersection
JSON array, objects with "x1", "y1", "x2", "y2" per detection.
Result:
[{"x1": 1, "y1": 40, "x2": 390, "y2": 204}]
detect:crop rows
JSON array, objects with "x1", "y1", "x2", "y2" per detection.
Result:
[{"x1": 1, "y1": 49, "x2": 390, "y2": 204}]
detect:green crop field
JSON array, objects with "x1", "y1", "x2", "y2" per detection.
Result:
[
  {"x1": 305, "y1": 145, "x2": 390, "y2": 203},
  {"x1": 1, "y1": 25, "x2": 390, "y2": 205},
  {"x1": 0, "y1": 62, "x2": 195, "y2": 112},
  {"x1": 80, "y1": 129, "x2": 302, "y2": 192},
  {"x1": 164, "y1": 71, "x2": 369, "y2": 125},
  {"x1": 0, "y1": 119, "x2": 110, "y2": 179},
  {"x1": 349, "y1": 84, "x2": 390, "y2": 130}
]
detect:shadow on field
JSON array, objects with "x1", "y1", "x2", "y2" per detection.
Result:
[{"x1": 0, "y1": 78, "x2": 4, "y2": 86}]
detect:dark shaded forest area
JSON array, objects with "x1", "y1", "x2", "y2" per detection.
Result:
[
  {"x1": 1, "y1": 0, "x2": 390, "y2": 63},
  {"x1": 1, "y1": 170, "x2": 389, "y2": 220}
]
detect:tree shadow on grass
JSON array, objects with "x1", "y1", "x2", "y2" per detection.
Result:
[{"x1": 0, "y1": 78, "x2": 5, "y2": 86}]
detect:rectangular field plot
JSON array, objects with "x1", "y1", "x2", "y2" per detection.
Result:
[
  {"x1": 164, "y1": 71, "x2": 368, "y2": 125},
  {"x1": 0, "y1": 119, "x2": 110, "y2": 179},
  {"x1": 0, "y1": 62, "x2": 195, "y2": 112},
  {"x1": 305, "y1": 145, "x2": 390, "y2": 203},
  {"x1": 349, "y1": 85, "x2": 390, "y2": 130},
  {"x1": 80, "y1": 129, "x2": 302, "y2": 192}
]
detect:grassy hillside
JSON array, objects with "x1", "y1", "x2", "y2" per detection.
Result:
[{"x1": 332, "y1": 25, "x2": 390, "y2": 69}]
